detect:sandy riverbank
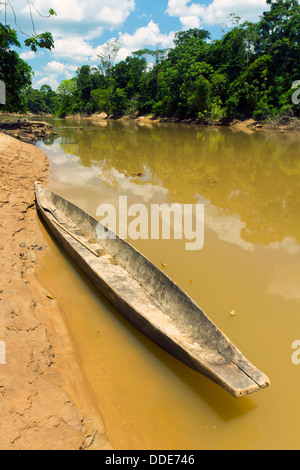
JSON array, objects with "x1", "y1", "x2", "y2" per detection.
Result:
[
  {"x1": 0, "y1": 132, "x2": 111, "y2": 450},
  {"x1": 70, "y1": 113, "x2": 300, "y2": 133},
  {"x1": 2, "y1": 112, "x2": 299, "y2": 134}
]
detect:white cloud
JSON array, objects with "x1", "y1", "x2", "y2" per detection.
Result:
[
  {"x1": 33, "y1": 74, "x2": 60, "y2": 90},
  {"x1": 6, "y1": 0, "x2": 137, "y2": 72},
  {"x1": 32, "y1": 61, "x2": 78, "y2": 90},
  {"x1": 15, "y1": 0, "x2": 135, "y2": 34},
  {"x1": 95, "y1": 4, "x2": 135, "y2": 28},
  {"x1": 116, "y1": 47, "x2": 134, "y2": 62},
  {"x1": 44, "y1": 61, "x2": 78, "y2": 77},
  {"x1": 6, "y1": 0, "x2": 136, "y2": 60},
  {"x1": 51, "y1": 36, "x2": 99, "y2": 62},
  {"x1": 20, "y1": 50, "x2": 35, "y2": 61},
  {"x1": 167, "y1": 0, "x2": 269, "y2": 26},
  {"x1": 119, "y1": 20, "x2": 175, "y2": 51},
  {"x1": 180, "y1": 15, "x2": 201, "y2": 29}
]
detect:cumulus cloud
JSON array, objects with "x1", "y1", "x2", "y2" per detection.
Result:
[
  {"x1": 166, "y1": 0, "x2": 269, "y2": 27},
  {"x1": 50, "y1": 36, "x2": 100, "y2": 62},
  {"x1": 33, "y1": 74, "x2": 60, "y2": 90},
  {"x1": 32, "y1": 61, "x2": 78, "y2": 90},
  {"x1": 5, "y1": 0, "x2": 136, "y2": 67},
  {"x1": 11, "y1": 0, "x2": 139, "y2": 69},
  {"x1": 12, "y1": 0, "x2": 135, "y2": 36},
  {"x1": 180, "y1": 15, "x2": 201, "y2": 30},
  {"x1": 19, "y1": 50, "x2": 36, "y2": 61},
  {"x1": 44, "y1": 61, "x2": 78, "y2": 77},
  {"x1": 119, "y1": 20, "x2": 175, "y2": 54}
]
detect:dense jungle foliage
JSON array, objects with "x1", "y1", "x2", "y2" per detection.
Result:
[{"x1": 1, "y1": 0, "x2": 300, "y2": 121}]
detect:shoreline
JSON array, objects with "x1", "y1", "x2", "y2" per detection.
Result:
[
  {"x1": 2, "y1": 112, "x2": 299, "y2": 134},
  {"x1": 87, "y1": 114, "x2": 300, "y2": 133},
  {"x1": 0, "y1": 132, "x2": 111, "y2": 450}
]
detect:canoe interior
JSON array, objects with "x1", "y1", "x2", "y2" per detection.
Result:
[{"x1": 35, "y1": 183, "x2": 270, "y2": 398}]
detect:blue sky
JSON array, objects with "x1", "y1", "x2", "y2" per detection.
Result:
[{"x1": 2, "y1": 0, "x2": 270, "y2": 90}]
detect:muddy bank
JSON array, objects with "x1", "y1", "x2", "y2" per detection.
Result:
[
  {"x1": 0, "y1": 120, "x2": 53, "y2": 144},
  {"x1": 2, "y1": 112, "x2": 299, "y2": 135},
  {"x1": 67, "y1": 112, "x2": 299, "y2": 133},
  {"x1": 0, "y1": 132, "x2": 111, "y2": 450},
  {"x1": 118, "y1": 115, "x2": 300, "y2": 133}
]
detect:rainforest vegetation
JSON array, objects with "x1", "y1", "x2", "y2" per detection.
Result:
[{"x1": 1, "y1": 0, "x2": 300, "y2": 121}]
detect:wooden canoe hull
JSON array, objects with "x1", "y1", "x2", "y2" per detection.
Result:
[{"x1": 35, "y1": 183, "x2": 270, "y2": 398}]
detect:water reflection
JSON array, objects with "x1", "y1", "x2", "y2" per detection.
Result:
[
  {"x1": 268, "y1": 265, "x2": 300, "y2": 301},
  {"x1": 40, "y1": 120, "x2": 300, "y2": 251}
]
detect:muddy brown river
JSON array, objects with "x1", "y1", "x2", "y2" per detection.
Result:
[{"x1": 35, "y1": 119, "x2": 300, "y2": 449}]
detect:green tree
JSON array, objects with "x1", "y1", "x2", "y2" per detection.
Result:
[
  {"x1": 76, "y1": 65, "x2": 93, "y2": 112},
  {"x1": 110, "y1": 87, "x2": 128, "y2": 116},
  {"x1": 39, "y1": 84, "x2": 59, "y2": 113},
  {"x1": 20, "y1": 1, "x2": 300, "y2": 121},
  {"x1": 97, "y1": 38, "x2": 122, "y2": 79},
  {"x1": 132, "y1": 48, "x2": 167, "y2": 65},
  {"x1": 0, "y1": 24, "x2": 31, "y2": 111},
  {"x1": 56, "y1": 78, "x2": 78, "y2": 117},
  {"x1": 0, "y1": 1, "x2": 57, "y2": 112},
  {"x1": 91, "y1": 86, "x2": 114, "y2": 115},
  {"x1": 258, "y1": 0, "x2": 300, "y2": 110},
  {"x1": 25, "y1": 87, "x2": 47, "y2": 113}
]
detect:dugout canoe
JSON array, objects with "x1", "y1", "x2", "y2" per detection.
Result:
[{"x1": 35, "y1": 183, "x2": 270, "y2": 398}]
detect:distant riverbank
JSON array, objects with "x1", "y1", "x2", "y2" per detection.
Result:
[{"x1": 2, "y1": 111, "x2": 300, "y2": 134}]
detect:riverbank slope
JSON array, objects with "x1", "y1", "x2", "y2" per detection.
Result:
[{"x1": 0, "y1": 132, "x2": 111, "y2": 450}]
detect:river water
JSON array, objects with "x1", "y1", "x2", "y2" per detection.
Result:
[{"x1": 35, "y1": 118, "x2": 300, "y2": 450}]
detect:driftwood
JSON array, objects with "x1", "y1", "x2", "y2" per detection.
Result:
[
  {"x1": 265, "y1": 115, "x2": 300, "y2": 131},
  {"x1": 0, "y1": 120, "x2": 53, "y2": 143}
]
